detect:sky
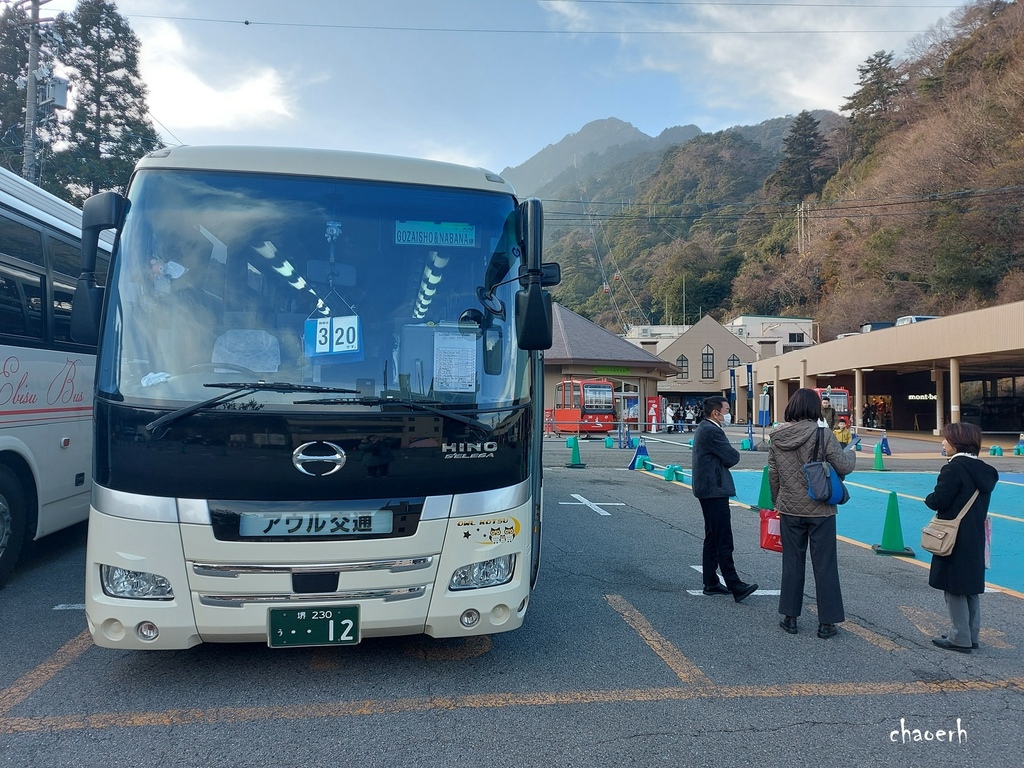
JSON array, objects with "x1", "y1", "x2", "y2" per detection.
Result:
[{"x1": 36, "y1": 0, "x2": 971, "y2": 173}]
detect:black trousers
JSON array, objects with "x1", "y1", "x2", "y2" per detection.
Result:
[
  {"x1": 778, "y1": 513, "x2": 845, "y2": 624},
  {"x1": 698, "y1": 496, "x2": 740, "y2": 589}
]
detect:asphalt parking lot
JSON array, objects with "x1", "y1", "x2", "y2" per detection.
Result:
[{"x1": 1, "y1": 429, "x2": 1021, "y2": 766}]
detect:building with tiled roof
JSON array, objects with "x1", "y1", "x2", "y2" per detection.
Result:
[{"x1": 545, "y1": 304, "x2": 675, "y2": 431}]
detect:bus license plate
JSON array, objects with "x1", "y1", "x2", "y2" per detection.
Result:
[{"x1": 268, "y1": 606, "x2": 360, "y2": 648}]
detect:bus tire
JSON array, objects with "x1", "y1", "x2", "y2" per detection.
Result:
[{"x1": 0, "y1": 466, "x2": 28, "y2": 586}]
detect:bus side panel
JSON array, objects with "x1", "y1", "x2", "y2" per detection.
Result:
[{"x1": 0, "y1": 347, "x2": 94, "y2": 538}]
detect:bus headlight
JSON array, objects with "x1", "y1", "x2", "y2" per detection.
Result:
[
  {"x1": 448, "y1": 554, "x2": 515, "y2": 591},
  {"x1": 100, "y1": 565, "x2": 174, "y2": 599}
]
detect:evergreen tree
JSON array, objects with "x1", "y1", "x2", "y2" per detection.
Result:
[
  {"x1": 841, "y1": 50, "x2": 905, "y2": 156},
  {"x1": 45, "y1": 0, "x2": 161, "y2": 204},
  {"x1": 763, "y1": 111, "x2": 831, "y2": 201},
  {"x1": 0, "y1": 5, "x2": 30, "y2": 174},
  {"x1": 0, "y1": 5, "x2": 58, "y2": 177}
]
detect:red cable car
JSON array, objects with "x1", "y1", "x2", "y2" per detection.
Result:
[
  {"x1": 552, "y1": 378, "x2": 616, "y2": 434},
  {"x1": 813, "y1": 386, "x2": 851, "y2": 421}
]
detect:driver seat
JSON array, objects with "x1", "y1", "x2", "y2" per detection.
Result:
[{"x1": 212, "y1": 329, "x2": 281, "y2": 373}]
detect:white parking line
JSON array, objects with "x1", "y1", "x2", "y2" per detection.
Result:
[
  {"x1": 687, "y1": 566, "x2": 778, "y2": 594},
  {"x1": 559, "y1": 493, "x2": 626, "y2": 516},
  {"x1": 53, "y1": 604, "x2": 85, "y2": 611}
]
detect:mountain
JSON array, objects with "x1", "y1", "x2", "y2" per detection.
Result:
[
  {"x1": 724, "y1": 110, "x2": 846, "y2": 155},
  {"x1": 510, "y1": 1, "x2": 1023, "y2": 341},
  {"x1": 501, "y1": 117, "x2": 700, "y2": 199}
]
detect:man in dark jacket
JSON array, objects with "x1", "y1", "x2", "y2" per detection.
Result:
[
  {"x1": 820, "y1": 397, "x2": 838, "y2": 430},
  {"x1": 691, "y1": 396, "x2": 759, "y2": 602}
]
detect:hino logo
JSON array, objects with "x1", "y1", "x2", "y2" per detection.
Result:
[
  {"x1": 442, "y1": 441, "x2": 498, "y2": 459},
  {"x1": 293, "y1": 441, "x2": 347, "y2": 476}
]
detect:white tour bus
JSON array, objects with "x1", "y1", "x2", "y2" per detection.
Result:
[
  {"x1": 71, "y1": 146, "x2": 559, "y2": 650},
  {"x1": 0, "y1": 166, "x2": 111, "y2": 584}
]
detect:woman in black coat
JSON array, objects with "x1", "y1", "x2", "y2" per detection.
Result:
[{"x1": 926, "y1": 422, "x2": 998, "y2": 654}]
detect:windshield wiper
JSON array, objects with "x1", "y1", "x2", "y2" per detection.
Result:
[
  {"x1": 145, "y1": 382, "x2": 360, "y2": 438},
  {"x1": 293, "y1": 395, "x2": 500, "y2": 436}
]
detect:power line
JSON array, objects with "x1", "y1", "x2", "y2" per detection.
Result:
[
  {"x1": 543, "y1": 184, "x2": 1024, "y2": 224},
  {"x1": 538, "y1": 1, "x2": 960, "y2": 6},
  {"x1": 107, "y1": 14, "x2": 934, "y2": 35}
]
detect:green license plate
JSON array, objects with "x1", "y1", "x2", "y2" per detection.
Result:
[{"x1": 268, "y1": 605, "x2": 360, "y2": 648}]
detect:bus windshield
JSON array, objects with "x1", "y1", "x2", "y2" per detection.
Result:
[{"x1": 100, "y1": 169, "x2": 527, "y2": 418}]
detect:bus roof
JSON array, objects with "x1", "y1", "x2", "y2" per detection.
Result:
[
  {"x1": 0, "y1": 166, "x2": 115, "y2": 247},
  {"x1": 133, "y1": 146, "x2": 516, "y2": 196},
  {"x1": 0, "y1": 165, "x2": 88, "y2": 238}
]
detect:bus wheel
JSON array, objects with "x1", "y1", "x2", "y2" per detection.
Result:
[{"x1": 0, "y1": 466, "x2": 28, "y2": 586}]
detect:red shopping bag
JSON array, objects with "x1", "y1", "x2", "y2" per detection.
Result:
[{"x1": 760, "y1": 508, "x2": 782, "y2": 553}]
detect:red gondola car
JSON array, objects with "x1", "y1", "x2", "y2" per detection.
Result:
[{"x1": 552, "y1": 379, "x2": 616, "y2": 434}]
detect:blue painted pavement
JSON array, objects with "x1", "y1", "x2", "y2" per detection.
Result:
[{"x1": 673, "y1": 468, "x2": 1024, "y2": 594}]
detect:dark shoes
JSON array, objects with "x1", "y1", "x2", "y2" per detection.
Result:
[
  {"x1": 817, "y1": 623, "x2": 838, "y2": 639},
  {"x1": 941, "y1": 634, "x2": 979, "y2": 649},
  {"x1": 780, "y1": 616, "x2": 798, "y2": 634},
  {"x1": 732, "y1": 582, "x2": 758, "y2": 603},
  {"x1": 933, "y1": 637, "x2": 972, "y2": 653},
  {"x1": 702, "y1": 583, "x2": 731, "y2": 596}
]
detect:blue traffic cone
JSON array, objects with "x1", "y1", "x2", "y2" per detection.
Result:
[
  {"x1": 880, "y1": 435, "x2": 891, "y2": 456},
  {"x1": 628, "y1": 439, "x2": 650, "y2": 470}
]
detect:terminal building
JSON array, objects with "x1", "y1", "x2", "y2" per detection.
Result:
[
  {"x1": 744, "y1": 302, "x2": 1024, "y2": 434},
  {"x1": 546, "y1": 301, "x2": 1024, "y2": 436}
]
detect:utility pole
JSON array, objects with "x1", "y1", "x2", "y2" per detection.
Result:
[{"x1": 20, "y1": 0, "x2": 42, "y2": 183}]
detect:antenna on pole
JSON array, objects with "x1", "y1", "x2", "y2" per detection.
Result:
[{"x1": 20, "y1": 0, "x2": 42, "y2": 183}]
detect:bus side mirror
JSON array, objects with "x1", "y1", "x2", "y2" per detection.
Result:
[
  {"x1": 516, "y1": 198, "x2": 543, "y2": 258},
  {"x1": 71, "y1": 191, "x2": 126, "y2": 346},
  {"x1": 514, "y1": 198, "x2": 554, "y2": 350},
  {"x1": 518, "y1": 261, "x2": 561, "y2": 287},
  {"x1": 80, "y1": 191, "x2": 126, "y2": 272},
  {"x1": 70, "y1": 274, "x2": 102, "y2": 346},
  {"x1": 515, "y1": 283, "x2": 553, "y2": 350}
]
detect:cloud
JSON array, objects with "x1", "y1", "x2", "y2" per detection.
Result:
[
  {"x1": 136, "y1": 19, "x2": 295, "y2": 135},
  {"x1": 537, "y1": 0, "x2": 950, "y2": 130}
]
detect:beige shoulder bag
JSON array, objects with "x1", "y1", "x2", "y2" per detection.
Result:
[{"x1": 921, "y1": 489, "x2": 979, "y2": 556}]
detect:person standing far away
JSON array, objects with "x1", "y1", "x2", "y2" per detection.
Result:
[
  {"x1": 927, "y1": 422, "x2": 998, "y2": 654},
  {"x1": 768, "y1": 388, "x2": 856, "y2": 639},
  {"x1": 833, "y1": 417, "x2": 851, "y2": 447},
  {"x1": 691, "y1": 396, "x2": 759, "y2": 602},
  {"x1": 820, "y1": 396, "x2": 837, "y2": 431}
]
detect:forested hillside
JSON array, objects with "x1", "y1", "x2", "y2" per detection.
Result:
[{"x1": 545, "y1": 0, "x2": 1024, "y2": 341}]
